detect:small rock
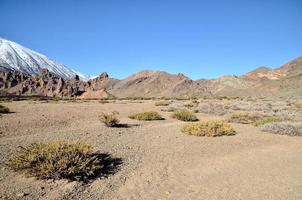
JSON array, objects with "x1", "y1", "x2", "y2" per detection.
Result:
[{"x1": 16, "y1": 192, "x2": 30, "y2": 197}]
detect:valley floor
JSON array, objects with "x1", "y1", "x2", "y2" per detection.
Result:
[{"x1": 0, "y1": 101, "x2": 301, "y2": 200}]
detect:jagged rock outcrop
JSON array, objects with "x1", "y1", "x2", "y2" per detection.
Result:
[
  {"x1": 87, "y1": 72, "x2": 119, "y2": 91},
  {"x1": 0, "y1": 69, "x2": 88, "y2": 97}
]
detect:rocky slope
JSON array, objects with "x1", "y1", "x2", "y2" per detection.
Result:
[{"x1": 198, "y1": 56, "x2": 302, "y2": 97}]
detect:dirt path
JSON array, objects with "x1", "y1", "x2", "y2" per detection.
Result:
[{"x1": 0, "y1": 101, "x2": 301, "y2": 200}]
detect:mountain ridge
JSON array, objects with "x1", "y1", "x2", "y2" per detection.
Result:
[{"x1": 0, "y1": 38, "x2": 301, "y2": 98}]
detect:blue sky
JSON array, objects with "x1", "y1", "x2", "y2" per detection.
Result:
[{"x1": 1, "y1": 0, "x2": 301, "y2": 80}]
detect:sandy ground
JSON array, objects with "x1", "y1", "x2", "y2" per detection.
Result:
[{"x1": 0, "y1": 100, "x2": 301, "y2": 200}]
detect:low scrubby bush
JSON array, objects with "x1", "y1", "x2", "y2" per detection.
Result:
[
  {"x1": 99, "y1": 111, "x2": 120, "y2": 127},
  {"x1": 259, "y1": 122, "x2": 302, "y2": 136},
  {"x1": 181, "y1": 120, "x2": 236, "y2": 137},
  {"x1": 129, "y1": 111, "x2": 164, "y2": 121},
  {"x1": 171, "y1": 109, "x2": 198, "y2": 121},
  {"x1": 0, "y1": 104, "x2": 9, "y2": 113},
  {"x1": 155, "y1": 101, "x2": 170, "y2": 106},
  {"x1": 7, "y1": 141, "x2": 103, "y2": 181}
]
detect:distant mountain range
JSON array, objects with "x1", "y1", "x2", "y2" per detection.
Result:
[{"x1": 0, "y1": 38, "x2": 301, "y2": 98}]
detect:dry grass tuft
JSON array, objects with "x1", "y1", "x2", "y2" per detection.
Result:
[
  {"x1": 7, "y1": 141, "x2": 104, "y2": 181},
  {"x1": 0, "y1": 104, "x2": 10, "y2": 113},
  {"x1": 181, "y1": 120, "x2": 236, "y2": 137},
  {"x1": 171, "y1": 109, "x2": 198, "y2": 121},
  {"x1": 129, "y1": 111, "x2": 164, "y2": 121},
  {"x1": 99, "y1": 111, "x2": 120, "y2": 127}
]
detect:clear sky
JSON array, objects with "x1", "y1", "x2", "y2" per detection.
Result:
[{"x1": 1, "y1": 0, "x2": 301, "y2": 80}]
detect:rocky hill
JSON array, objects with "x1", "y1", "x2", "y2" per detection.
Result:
[{"x1": 107, "y1": 70, "x2": 208, "y2": 97}]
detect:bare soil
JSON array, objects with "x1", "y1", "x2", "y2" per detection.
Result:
[{"x1": 0, "y1": 100, "x2": 301, "y2": 200}]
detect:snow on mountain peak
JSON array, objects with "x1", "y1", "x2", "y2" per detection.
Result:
[{"x1": 0, "y1": 38, "x2": 90, "y2": 80}]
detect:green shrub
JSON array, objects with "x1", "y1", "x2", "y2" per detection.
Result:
[
  {"x1": 171, "y1": 109, "x2": 198, "y2": 121},
  {"x1": 155, "y1": 101, "x2": 170, "y2": 106},
  {"x1": 7, "y1": 141, "x2": 103, "y2": 181},
  {"x1": 99, "y1": 111, "x2": 120, "y2": 127},
  {"x1": 0, "y1": 104, "x2": 9, "y2": 113},
  {"x1": 181, "y1": 120, "x2": 236, "y2": 137},
  {"x1": 129, "y1": 111, "x2": 164, "y2": 121}
]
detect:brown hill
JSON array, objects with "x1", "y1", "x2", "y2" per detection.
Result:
[
  {"x1": 107, "y1": 70, "x2": 208, "y2": 97},
  {"x1": 205, "y1": 56, "x2": 302, "y2": 97}
]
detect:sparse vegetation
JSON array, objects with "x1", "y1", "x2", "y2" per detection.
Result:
[
  {"x1": 171, "y1": 109, "x2": 198, "y2": 121},
  {"x1": 259, "y1": 122, "x2": 302, "y2": 136},
  {"x1": 129, "y1": 111, "x2": 164, "y2": 121},
  {"x1": 181, "y1": 120, "x2": 236, "y2": 137},
  {"x1": 7, "y1": 141, "x2": 104, "y2": 181},
  {"x1": 99, "y1": 111, "x2": 120, "y2": 127},
  {"x1": 155, "y1": 101, "x2": 170, "y2": 106},
  {"x1": 0, "y1": 104, "x2": 9, "y2": 113}
]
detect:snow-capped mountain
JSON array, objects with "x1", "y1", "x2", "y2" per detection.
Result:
[{"x1": 0, "y1": 38, "x2": 90, "y2": 80}]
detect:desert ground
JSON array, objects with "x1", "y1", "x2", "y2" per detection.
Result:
[{"x1": 0, "y1": 99, "x2": 302, "y2": 200}]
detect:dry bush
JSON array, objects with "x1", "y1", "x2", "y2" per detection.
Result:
[
  {"x1": 7, "y1": 141, "x2": 103, "y2": 181},
  {"x1": 253, "y1": 116, "x2": 286, "y2": 126},
  {"x1": 99, "y1": 111, "x2": 120, "y2": 127},
  {"x1": 155, "y1": 101, "x2": 170, "y2": 106},
  {"x1": 171, "y1": 109, "x2": 198, "y2": 121},
  {"x1": 228, "y1": 112, "x2": 286, "y2": 126},
  {"x1": 0, "y1": 104, "x2": 10, "y2": 113},
  {"x1": 228, "y1": 112, "x2": 263, "y2": 124},
  {"x1": 181, "y1": 120, "x2": 236, "y2": 137},
  {"x1": 198, "y1": 103, "x2": 230, "y2": 116},
  {"x1": 259, "y1": 122, "x2": 302, "y2": 136},
  {"x1": 129, "y1": 111, "x2": 164, "y2": 121}
]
